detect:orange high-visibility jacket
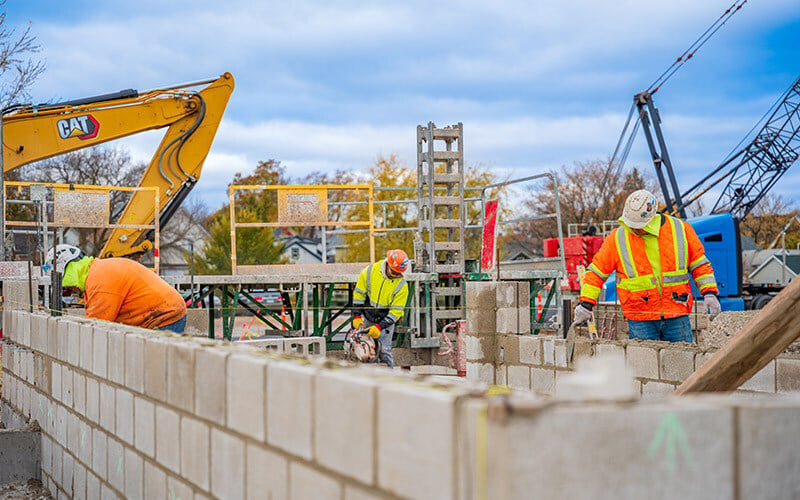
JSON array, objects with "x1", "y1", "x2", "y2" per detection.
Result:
[
  {"x1": 85, "y1": 258, "x2": 187, "y2": 329},
  {"x1": 579, "y1": 214, "x2": 718, "y2": 321}
]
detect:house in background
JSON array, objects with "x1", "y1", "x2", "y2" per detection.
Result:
[
  {"x1": 747, "y1": 253, "x2": 800, "y2": 287},
  {"x1": 278, "y1": 232, "x2": 338, "y2": 264}
]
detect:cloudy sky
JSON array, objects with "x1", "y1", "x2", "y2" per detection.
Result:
[{"x1": 8, "y1": 0, "x2": 800, "y2": 211}]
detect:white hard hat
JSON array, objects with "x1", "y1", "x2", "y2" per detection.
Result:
[
  {"x1": 622, "y1": 189, "x2": 657, "y2": 229},
  {"x1": 45, "y1": 244, "x2": 84, "y2": 274}
]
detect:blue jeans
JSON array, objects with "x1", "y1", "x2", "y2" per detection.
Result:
[
  {"x1": 365, "y1": 320, "x2": 395, "y2": 368},
  {"x1": 159, "y1": 315, "x2": 187, "y2": 334},
  {"x1": 627, "y1": 315, "x2": 693, "y2": 343}
]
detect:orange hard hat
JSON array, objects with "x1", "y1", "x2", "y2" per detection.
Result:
[{"x1": 386, "y1": 249, "x2": 409, "y2": 274}]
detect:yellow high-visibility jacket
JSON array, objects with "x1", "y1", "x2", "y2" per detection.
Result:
[{"x1": 353, "y1": 259, "x2": 409, "y2": 331}]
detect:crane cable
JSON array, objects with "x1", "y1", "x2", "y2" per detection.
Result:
[{"x1": 647, "y1": 0, "x2": 748, "y2": 95}]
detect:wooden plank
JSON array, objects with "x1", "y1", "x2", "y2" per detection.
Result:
[{"x1": 674, "y1": 275, "x2": 800, "y2": 394}]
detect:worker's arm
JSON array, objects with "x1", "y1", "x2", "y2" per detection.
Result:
[
  {"x1": 84, "y1": 290, "x2": 125, "y2": 323},
  {"x1": 685, "y1": 222, "x2": 719, "y2": 295},
  {"x1": 579, "y1": 231, "x2": 618, "y2": 305},
  {"x1": 378, "y1": 282, "x2": 409, "y2": 332},
  {"x1": 352, "y1": 265, "x2": 370, "y2": 320}
]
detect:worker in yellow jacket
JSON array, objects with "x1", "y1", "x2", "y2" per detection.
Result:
[
  {"x1": 47, "y1": 245, "x2": 188, "y2": 332},
  {"x1": 574, "y1": 190, "x2": 721, "y2": 342},
  {"x1": 352, "y1": 249, "x2": 410, "y2": 367}
]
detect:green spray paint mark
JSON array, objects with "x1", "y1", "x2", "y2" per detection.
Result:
[
  {"x1": 648, "y1": 412, "x2": 695, "y2": 473},
  {"x1": 117, "y1": 455, "x2": 123, "y2": 478},
  {"x1": 81, "y1": 428, "x2": 86, "y2": 449}
]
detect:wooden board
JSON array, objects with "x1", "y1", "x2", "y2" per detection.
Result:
[{"x1": 674, "y1": 275, "x2": 800, "y2": 394}]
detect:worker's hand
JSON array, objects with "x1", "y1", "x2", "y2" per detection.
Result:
[
  {"x1": 367, "y1": 324, "x2": 381, "y2": 339},
  {"x1": 704, "y1": 293, "x2": 721, "y2": 315},
  {"x1": 352, "y1": 316, "x2": 364, "y2": 330},
  {"x1": 573, "y1": 303, "x2": 593, "y2": 326}
]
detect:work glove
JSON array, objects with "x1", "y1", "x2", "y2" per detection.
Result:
[
  {"x1": 352, "y1": 316, "x2": 364, "y2": 330},
  {"x1": 367, "y1": 324, "x2": 382, "y2": 339},
  {"x1": 573, "y1": 302, "x2": 594, "y2": 326},
  {"x1": 704, "y1": 293, "x2": 721, "y2": 315}
]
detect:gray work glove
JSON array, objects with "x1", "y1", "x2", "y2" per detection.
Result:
[
  {"x1": 703, "y1": 293, "x2": 721, "y2": 315},
  {"x1": 573, "y1": 303, "x2": 594, "y2": 326}
]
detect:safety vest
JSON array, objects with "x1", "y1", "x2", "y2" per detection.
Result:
[
  {"x1": 353, "y1": 260, "x2": 409, "y2": 325},
  {"x1": 580, "y1": 214, "x2": 718, "y2": 321}
]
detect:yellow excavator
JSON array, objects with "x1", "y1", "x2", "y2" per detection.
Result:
[{"x1": 1, "y1": 72, "x2": 234, "y2": 258}]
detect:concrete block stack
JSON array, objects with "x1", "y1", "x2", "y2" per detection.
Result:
[{"x1": 465, "y1": 282, "x2": 498, "y2": 385}]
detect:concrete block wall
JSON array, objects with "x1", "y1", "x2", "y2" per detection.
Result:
[{"x1": 2, "y1": 308, "x2": 499, "y2": 500}]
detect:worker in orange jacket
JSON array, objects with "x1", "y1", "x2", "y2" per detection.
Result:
[
  {"x1": 46, "y1": 245, "x2": 187, "y2": 332},
  {"x1": 574, "y1": 189, "x2": 721, "y2": 342}
]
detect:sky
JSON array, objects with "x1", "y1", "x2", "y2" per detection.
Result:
[{"x1": 8, "y1": 0, "x2": 800, "y2": 212}]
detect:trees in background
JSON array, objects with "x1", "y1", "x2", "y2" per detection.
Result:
[{"x1": 0, "y1": 2, "x2": 45, "y2": 108}]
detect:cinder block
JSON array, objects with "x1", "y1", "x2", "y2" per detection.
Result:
[
  {"x1": 518, "y1": 303, "x2": 531, "y2": 335},
  {"x1": 542, "y1": 337, "x2": 555, "y2": 366},
  {"x1": 194, "y1": 348, "x2": 229, "y2": 425},
  {"x1": 125, "y1": 334, "x2": 145, "y2": 393},
  {"x1": 465, "y1": 282, "x2": 497, "y2": 309},
  {"x1": 267, "y1": 361, "x2": 315, "y2": 459},
  {"x1": 99, "y1": 382, "x2": 116, "y2": 433},
  {"x1": 62, "y1": 366, "x2": 73, "y2": 407},
  {"x1": 290, "y1": 462, "x2": 342, "y2": 500},
  {"x1": 498, "y1": 334, "x2": 520, "y2": 364},
  {"x1": 32, "y1": 313, "x2": 49, "y2": 353},
  {"x1": 641, "y1": 380, "x2": 675, "y2": 399},
  {"x1": 378, "y1": 382, "x2": 456, "y2": 500},
  {"x1": 507, "y1": 365, "x2": 531, "y2": 391},
  {"x1": 73, "y1": 373, "x2": 86, "y2": 414},
  {"x1": 315, "y1": 370, "x2": 377, "y2": 483},
  {"x1": 235, "y1": 338, "x2": 284, "y2": 352},
  {"x1": 167, "y1": 341, "x2": 198, "y2": 412},
  {"x1": 144, "y1": 462, "x2": 166, "y2": 500},
  {"x1": 67, "y1": 410, "x2": 81, "y2": 454},
  {"x1": 573, "y1": 339, "x2": 595, "y2": 364},
  {"x1": 107, "y1": 329, "x2": 126, "y2": 385},
  {"x1": 167, "y1": 477, "x2": 194, "y2": 500},
  {"x1": 246, "y1": 444, "x2": 287, "y2": 500},
  {"x1": 42, "y1": 435, "x2": 52, "y2": 477},
  {"x1": 114, "y1": 388, "x2": 134, "y2": 445},
  {"x1": 531, "y1": 367, "x2": 556, "y2": 396},
  {"x1": 68, "y1": 321, "x2": 80, "y2": 366},
  {"x1": 92, "y1": 325, "x2": 107, "y2": 378},
  {"x1": 155, "y1": 406, "x2": 180, "y2": 471},
  {"x1": 78, "y1": 419, "x2": 92, "y2": 466},
  {"x1": 62, "y1": 447, "x2": 74, "y2": 497},
  {"x1": 92, "y1": 428, "x2": 107, "y2": 481},
  {"x1": 124, "y1": 448, "x2": 144, "y2": 500},
  {"x1": 107, "y1": 437, "x2": 125, "y2": 492},
  {"x1": 496, "y1": 307, "x2": 518, "y2": 334},
  {"x1": 737, "y1": 401, "x2": 800, "y2": 499},
  {"x1": 101, "y1": 483, "x2": 120, "y2": 500},
  {"x1": 595, "y1": 341, "x2": 625, "y2": 358},
  {"x1": 777, "y1": 357, "x2": 800, "y2": 392},
  {"x1": 134, "y1": 396, "x2": 155, "y2": 458},
  {"x1": 626, "y1": 344, "x2": 659, "y2": 380},
  {"x1": 466, "y1": 362, "x2": 494, "y2": 385},
  {"x1": 495, "y1": 402, "x2": 735, "y2": 499},
  {"x1": 554, "y1": 339, "x2": 568, "y2": 368},
  {"x1": 87, "y1": 473, "x2": 101, "y2": 500},
  {"x1": 73, "y1": 462, "x2": 86, "y2": 500},
  {"x1": 144, "y1": 337, "x2": 167, "y2": 401},
  {"x1": 496, "y1": 364, "x2": 507, "y2": 386},
  {"x1": 47, "y1": 317, "x2": 59, "y2": 359},
  {"x1": 180, "y1": 416, "x2": 210, "y2": 491},
  {"x1": 52, "y1": 443, "x2": 62, "y2": 492},
  {"x1": 210, "y1": 429, "x2": 244, "y2": 499},
  {"x1": 86, "y1": 377, "x2": 99, "y2": 423},
  {"x1": 56, "y1": 403, "x2": 68, "y2": 447},
  {"x1": 496, "y1": 282, "x2": 518, "y2": 308},
  {"x1": 739, "y1": 361, "x2": 776, "y2": 393},
  {"x1": 519, "y1": 335, "x2": 542, "y2": 365},
  {"x1": 660, "y1": 348, "x2": 696, "y2": 383},
  {"x1": 185, "y1": 308, "x2": 209, "y2": 335},
  {"x1": 465, "y1": 308, "x2": 495, "y2": 335},
  {"x1": 79, "y1": 324, "x2": 93, "y2": 372},
  {"x1": 227, "y1": 353, "x2": 267, "y2": 440},
  {"x1": 465, "y1": 335, "x2": 484, "y2": 361},
  {"x1": 285, "y1": 337, "x2": 326, "y2": 356},
  {"x1": 695, "y1": 351, "x2": 714, "y2": 371}
]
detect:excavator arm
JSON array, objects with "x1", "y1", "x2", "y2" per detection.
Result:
[{"x1": 2, "y1": 72, "x2": 234, "y2": 257}]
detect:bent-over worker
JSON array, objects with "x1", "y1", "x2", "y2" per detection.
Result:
[
  {"x1": 47, "y1": 244, "x2": 187, "y2": 333},
  {"x1": 574, "y1": 189, "x2": 721, "y2": 343},
  {"x1": 352, "y1": 249, "x2": 410, "y2": 368}
]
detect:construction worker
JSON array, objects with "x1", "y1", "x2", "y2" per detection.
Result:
[
  {"x1": 46, "y1": 244, "x2": 188, "y2": 333},
  {"x1": 574, "y1": 189, "x2": 721, "y2": 342},
  {"x1": 351, "y1": 249, "x2": 410, "y2": 368}
]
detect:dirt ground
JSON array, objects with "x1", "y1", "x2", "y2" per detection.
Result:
[{"x1": 0, "y1": 480, "x2": 51, "y2": 499}]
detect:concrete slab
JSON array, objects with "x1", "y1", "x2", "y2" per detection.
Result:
[{"x1": 0, "y1": 429, "x2": 40, "y2": 485}]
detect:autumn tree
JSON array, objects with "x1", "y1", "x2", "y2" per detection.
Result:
[
  {"x1": 739, "y1": 194, "x2": 800, "y2": 249},
  {"x1": 193, "y1": 160, "x2": 288, "y2": 274}
]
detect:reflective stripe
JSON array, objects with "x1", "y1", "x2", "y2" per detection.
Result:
[
  {"x1": 618, "y1": 275, "x2": 656, "y2": 292},
  {"x1": 695, "y1": 274, "x2": 717, "y2": 288},
  {"x1": 615, "y1": 229, "x2": 637, "y2": 278},
  {"x1": 587, "y1": 263, "x2": 609, "y2": 280},
  {"x1": 581, "y1": 283, "x2": 602, "y2": 301},
  {"x1": 689, "y1": 256, "x2": 711, "y2": 272},
  {"x1": 364, "y1": 264, "x2": 374, "y2": 297},
  {"x1": 669, "y1": 216, "x2": 688, "y2": 270},
  {"x1": 354, "y1": 286, "x2": 366, "y2": 296},
  {"x1": 663, "y1": 272, "x2": 690, "y2": 284},
  {"x1": 387, "y1": 311, "x2": 402, "y2": 322}
]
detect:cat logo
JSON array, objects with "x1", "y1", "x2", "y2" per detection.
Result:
[{"x1": 56, "y1": 114, "x2": 99, "y2": 140}]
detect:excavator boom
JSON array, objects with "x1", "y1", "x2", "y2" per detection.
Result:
[{"x1": 2, "y1": 72, "x2": 235, "y2": 257}]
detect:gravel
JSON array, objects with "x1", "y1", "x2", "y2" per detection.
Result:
[
  {"x1": 0, "y1": 480, "x2": 51, "y2": 499},
  {"x1": 699, "y1": 310, "x2": 800, "y2": 354}
]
